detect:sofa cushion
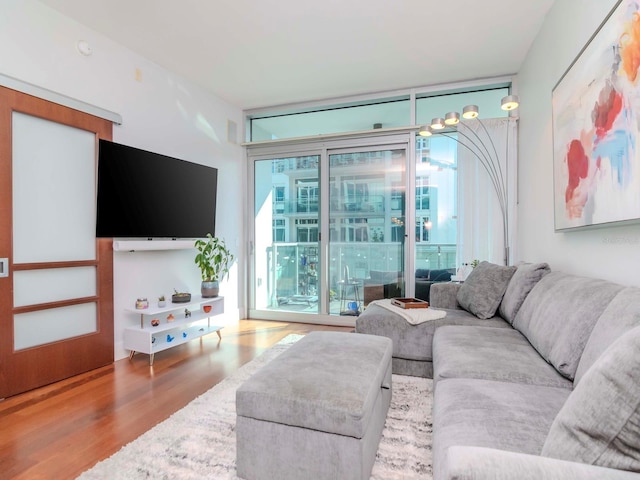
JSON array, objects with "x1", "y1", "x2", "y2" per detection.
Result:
[
  {"x1": 513, "y1": 272, "x2": 624, "y2": 380},
  {"x1": 429, "y1": 268, "x2": 454, "y2": 281},
  {"x1": 574, "y1": 287, "x2": 640, "y2": 385},
  {"x1": 415, "y1": 268, "x2": 430, "y2": 279},
  {"x1": 433, "y1": 326, "x2": 572, "y2": 389},
  {"x1": 541, "y1": 325, "x2": 640, "y2": 472},
  {"x1": 433, "y1": 378, "x2": 570, "y2": 480},
  {"x1": 498, "y1": 262, "x2": 550, "y2": 324},
  {"x1": 435, "y1": 308, "x2": 511, "y2": 328},
  {"x1": 456, "y1": 261, "x2": 517, "y2": 319}
]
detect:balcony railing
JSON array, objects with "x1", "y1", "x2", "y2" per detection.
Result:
[
  {"x1": 263, "y1": 242, "x2": 457, "y2": 307},
  {"x1": 273, "y1": 195, "x2": 386, "y2": 214}
]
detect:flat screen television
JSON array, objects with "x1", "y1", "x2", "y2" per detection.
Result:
[{"x1": 96, "y1": 139, "x2": 218, "y2": 238}]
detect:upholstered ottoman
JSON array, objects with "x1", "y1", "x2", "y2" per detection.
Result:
[{"x1": 236, "y1": 331, "x2": 393, "y2": 480}]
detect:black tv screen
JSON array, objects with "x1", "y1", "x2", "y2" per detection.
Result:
[{"x1": 96, "y1": 139, "x2": 217, "y2": 238}]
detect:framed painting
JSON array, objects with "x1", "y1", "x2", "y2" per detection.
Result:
[{"x1": 553, "y1": 0, "x2": 640, "y2": 231}]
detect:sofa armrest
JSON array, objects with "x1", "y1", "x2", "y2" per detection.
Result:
[
  {"x1": 429, "y1": 282, "x2": 462, "y2": 309},
  {"x1": 443, "y1": 446, "x2": 640, "y2": 480}
]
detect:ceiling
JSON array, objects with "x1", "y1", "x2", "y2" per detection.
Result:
[{"x1": 38, "y1": 0, "x2": 556, "y2": 111}]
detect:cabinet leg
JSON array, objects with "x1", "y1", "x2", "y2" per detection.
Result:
[
  {"x1": 149, "y1": 353, "x2": 154, "y2": 366},
  {"x1": 128, "y1": 350, "x2": 136, "y2": 360},
  {"x1": 216, "y1": 330, "x2": 222, "y2": 340}
]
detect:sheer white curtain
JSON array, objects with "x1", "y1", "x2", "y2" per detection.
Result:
[{"x1": 457, "y1": 117, "x2": 518, "y2": 266}]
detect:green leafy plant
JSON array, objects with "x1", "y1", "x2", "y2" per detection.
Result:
[
  {"x1": 471, "y1": 259, "x2": 481, "y2": 268},
  {"x1": 194, "y1": 234, "x2": 235, "y2": 282}
]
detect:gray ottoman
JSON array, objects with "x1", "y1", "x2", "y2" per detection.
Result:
[{"x1": 236, "y1": 331, "x2": 393, "y2": 480}]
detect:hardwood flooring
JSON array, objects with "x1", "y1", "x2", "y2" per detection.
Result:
[{"x1": 0, "y1": 320, "x2": 352, "y2": 480}]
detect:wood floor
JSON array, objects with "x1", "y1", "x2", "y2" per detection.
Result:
[{"x1": 0, "y1": 319, "x2": 352, "y2": 480}]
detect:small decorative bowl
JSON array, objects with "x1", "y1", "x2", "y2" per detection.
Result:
[
  {"x1": 172, "y1": 293, "x2": 191, "y2": 303},
  {"x1": 151, "y1": 318, "x2": 160, "y2": 327},
  {"x1": 203, "y1": 305, "x2": 212, "y2": 313}
]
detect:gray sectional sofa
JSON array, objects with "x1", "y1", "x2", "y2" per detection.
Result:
[{"x1": 357, "y1": 261, "x2": 640, "y2": 479}]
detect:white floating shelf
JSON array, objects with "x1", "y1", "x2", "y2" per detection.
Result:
[{"x1": 113, "y1": 240, "x2": 196, "y2": 252}]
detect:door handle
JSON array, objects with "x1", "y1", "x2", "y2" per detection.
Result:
[{"x1": 0, "y1": 258, "x2": 8, "y2": 277}]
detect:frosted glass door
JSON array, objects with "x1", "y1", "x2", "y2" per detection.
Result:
[{"x1": 0, "y1": 85, "x2": 114, "y2": 398}]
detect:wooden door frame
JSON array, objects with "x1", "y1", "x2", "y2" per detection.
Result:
[{"x1": 0, "y1": 86, "x2": 114, "y2": 398}]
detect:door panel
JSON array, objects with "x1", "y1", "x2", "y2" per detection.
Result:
[
  {"x1": 0, "y1": 86, "x2": 114, "y2": 398},
  {"x1": 328, "y1": 147, "x2": 406, "y2": 314},
  {"x1": 253, "y1": 155, "x2": 320, "y2": 315}
]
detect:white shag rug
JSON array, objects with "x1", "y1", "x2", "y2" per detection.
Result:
[{"x1": 78, "y1": 334, "x2": 433, "y2": 479}]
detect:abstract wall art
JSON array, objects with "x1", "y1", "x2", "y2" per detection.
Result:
[{"x1": 553, "y1": 0, "x2": 640, "y2": 230}]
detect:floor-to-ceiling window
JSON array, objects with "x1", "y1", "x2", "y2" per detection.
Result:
[{"x1": 246, "y1": 82, "x2": 513, "y2": 323}]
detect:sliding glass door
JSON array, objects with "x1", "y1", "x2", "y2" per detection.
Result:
[
  {"x1": 249, "y1": 138, "x2": 408, "y2": 323},
  {"x1": 328, "y1": 146, "x2": 406, "y2": 315},
  {"x1": 253, "y1": 154, "x2": 321, "y2": 315}
]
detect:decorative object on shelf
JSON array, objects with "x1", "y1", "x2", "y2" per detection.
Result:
[
  {"x1": 167, "y1": 313, "x2": 175, "y2": 322},
  {"x1": 194, "y1": 233, "x2": 235, "y2": 298},
  {"x1": 166, "y1": 334, "x2": 174, "y2": 343},
  {"x1": 418, "y1": 95, "x2": 519, "y2": 266},
  {"x1": 203, "y1": 305, "x2": 212, "y2": 313},
  {"x1": 158, "y1": 295, "x2": 166, "y2": 308},
  {"x1": 172, "y1": 289, "x2": 191, "y2": 303},
  {"x1": 185, "y1": 308, "x2": 191, "y2": 318},
  {"x1": 151, "y1": 318, "x2": 160, "y2": 327},
  {"x1": 135, "y1": 298, "x2": 149, "y2": 309},
  {"x1": 553, "y1": 0, "x2": 640, "y2": 231},
  {"x1": 151, "y1": 336, "x2": 156, "y2": 344},
  {"x1": 182, "y1": 332, "x2": 187, "y2": 338}
]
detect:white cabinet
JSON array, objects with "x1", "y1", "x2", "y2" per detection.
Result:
[{"x1": 124, "y1": 296, "x2": 224, "y2": 365}]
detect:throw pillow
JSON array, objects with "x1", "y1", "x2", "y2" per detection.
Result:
[
  {"x1": 456, "y1": 261, "x2": 517, "y2": 319},
  {"x1": 498, "y1": 262, "x2": 550, "y2": 324},
  {"x1": 541, "y1": 325, "x2": 640, "y2": 472}
]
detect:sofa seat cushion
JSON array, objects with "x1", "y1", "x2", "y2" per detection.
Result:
[
  {"x1": 236, "y1": 331, "x2": 392, "y2": 439},
  {"x1": 541, "y1": 325, "x2": 640, "y2": 472},
  {"x1": 434, "y1": 308, "x2": 511, "y2": 329},
  {"x1": 498, "y1": 262, "x2": 550, "y2": 324},
  {"x1": 433, "y1": 378, "x2": 570, "y2": 480},
  {"x1": 456, "y1": 261, "x2": 517, "y2": 319},
  {"x1": 513, "y1": 272, "x2": 625, "y2": 380},
  {"x1": 433, "y1": 326, "x2": 573, "y2": 389}
]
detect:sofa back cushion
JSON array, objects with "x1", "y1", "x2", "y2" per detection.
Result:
[
  {"x1": 541, "y1": 325, "x2": 640, "y2": 472},
  {"x1": 574, "y1": 287, "x2": 640, "y2": 385},
  {"x1": 430, "y1": 269, "x2": 454, "y2": 282},
  {"x1": 415, "y1": 268, "x2": 430, "y2": 279},
  {"x1": 513, "y1": 272, "x2": 624, "y2": 380},
  {"x1": 456, "y1": 261, "x2": 516, "y2": 319},
  {"x1": 498, "y1": 262, "x2": 550, "y2": 324}
]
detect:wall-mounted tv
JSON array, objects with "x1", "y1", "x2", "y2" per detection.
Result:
[{"x1": 96, "y1": 139, "x2": 217, "y2": 239}]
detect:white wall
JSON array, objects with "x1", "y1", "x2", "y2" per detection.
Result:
[
  {"x1": 517, "y1": 0, "x2": 640, "y2": 286},
  {"x1": 0, "y1": 0, "x2": 245, "y2": 359}
]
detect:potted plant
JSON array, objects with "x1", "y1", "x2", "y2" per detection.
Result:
[
  {"x1": 194, "y1": 233, "x2": 235, "y2": 298},
  {"x1": 158, "y1": 295, "x2": 166, "y2": 308}
]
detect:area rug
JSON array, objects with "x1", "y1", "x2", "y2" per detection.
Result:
[{"x1": 77, "y1": 334, "x2": 433, "y2": 479}]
